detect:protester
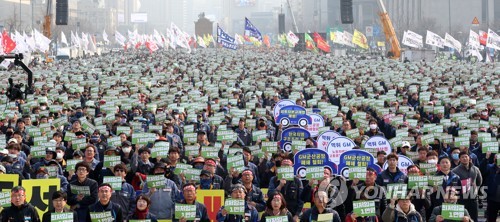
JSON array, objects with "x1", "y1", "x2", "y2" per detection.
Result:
[
  {"x1": 86, "y1": 183, "x2": 123, "y2": 222},
  {"x1": 382, "y1": 198, "x2": 424, "y2": 222},
  {"x1": 0, "y1": 186, "x2": 40, "y2": 222},
  {"x1": 142, "y1": 162, "x2": 180, "y2": 219},
  {"x1": 216, "y1": 184, "x2": 259, "y2": 222},
  {"x1": 300, "y1": 190, "x2": 341, "y2": 222},
  {"x1": 259, "y1": 191, "x2": 294, "y2": 222},
  {"x1": 67, "y1": 161, "x2": 98, "y2": 222},
  {"x1": 451, "y1": 151, "x2": 482, "y2": 222},
  {"x1": 42, "y1": 191, "x2": 78, "y2": 222},
  {"x1": 174, "y1": 183, "x2": 210, "y2": 222},
  {"x1": 129, "y1": 195, "x2": 158, "y2": 221}
]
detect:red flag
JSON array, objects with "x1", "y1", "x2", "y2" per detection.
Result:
[
  {"x1": 145, "y1": 41, "x2": 158, "y2": 53},
  {"x1": 479, "y1": 30, "x2": 487, "y2": 46},
  {"x1": 135, "y1": 41, "x2": 142, "y2": 49},
  {"x1": 313, "y1": 32, "x2": 330, "y2": 53},
  {"x1": 2, "y1": 31, "x2": 16, "y2": 54},
  {"x1": 243, "y1": 35, "x2": 251, "y2": 42},
  {"x1": 263, "y1": 35, "x2": 271, "y2": 48}
]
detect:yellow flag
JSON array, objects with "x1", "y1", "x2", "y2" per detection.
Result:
[{"x1": 352, "y1": 29, "x2": 369, "y2": 49}]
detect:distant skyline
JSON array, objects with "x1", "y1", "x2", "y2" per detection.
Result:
[{"x1": 0, "y1": 0, "x2": 499, "y2": 37}]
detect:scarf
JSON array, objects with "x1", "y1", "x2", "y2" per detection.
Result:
[{"x1": 134, "y1": 208, "x2": 149, "y2": 219}]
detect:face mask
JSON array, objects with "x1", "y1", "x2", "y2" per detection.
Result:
[
  {"x1": 120, "y1": 119, "x2": 127, "y2": 124},
  {"x1": 56, "y1": 153, "x2": 63, "y2": 160},
  {"x1": 369, "y1": 124, "x2": 377, "y2": 130},
  {"x1": 427, "y1": 159, "x2": 438, "y2": 164},
  {"x1": 122, "y1": 147, "x2": 132, "y2": 153},
  {"x1": 40, "y1": 106, "x2": 47, "y2": 111},
  {"x1": 194, "y1": 165, "x2": 204, "y2": 170},
  {"x1": 166, "y1": 133, "x2": 173, "y2": 137},
  {"x1": 200, "y1": 178, "x2": 212, "y2": 189},
  {"x1": 36, "y1": 174, "x2": 49, "y2": 179},
  {"x1": 258, "y1": 122, "x2": 266, "y2": 128},
  {"x1": 5, "y1": 131, "x2": 13, "y2": 137},
  {"x1": 481, "y1": 112, "x2": 488, "y2": 116},
  {"x1": 48, "y1": 119, "x2": 53, "y2": 124},
  {"x1": 451, "y1": 153, "x2": 459, "y2": 160},
  {"x1": 8, "y1": 154, "x2": 17, "y2": 159}
]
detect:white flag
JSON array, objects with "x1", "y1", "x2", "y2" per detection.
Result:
[
  {"x1": 71, "y1": 31, "x2": 80, "y2": 48},
  {"x1": 103, "y1": 30, "x2": 109, "y2": 44},
  {"x1": 34, "y1": 29, "x2": 51, "y2": 52},
  {"x1": 425, "y1": 30, "x2": 444, "y2": 48},
  {"x1": 115, "y1": 31, "x2": 126, "y2": 46},
  {"x1": 402, "y1": 30, "x2": 423, "y2": 49},
  {"x1": 468, "y1": 30, "x2": 480, "y2": 49},
  {"x1": 486, "y1": 29, "x2": 500, "y2": 51},
  {"x1": 61, "y1": 31, "x2": 68, "y2": 46},
  {"x1": 286, "y1": 31, "x2": 299, "y2": 46},
  {"x1": 343, "y1": 31, "x2": 355, "y2": 48},
  {"x1": 444, "y1": 33, "x2": 462, "y2": 53},
  {"x1": 24, "y1": 31, "x2": 36, "y2": 51}
]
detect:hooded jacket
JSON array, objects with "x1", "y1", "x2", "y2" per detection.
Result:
[{"x1": 382, "y1": 202, "x2": 423, "y2": 222}]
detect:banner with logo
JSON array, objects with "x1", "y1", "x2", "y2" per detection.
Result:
[
  {"x1": 306, "y1": 113, "x2": 325, "y2": 137},
  {"x1": 273, "y1": 100, "x2": 296, "y2": 124},
  {"x1": 280, "y1": 127, "x2": 311, "y2": 152},
  {"x1": 327, "y1": 137, "x2": 356, "y2": 165},
  {"x1": 337, "y1": 150, "x2": 382, "y2": 178},
  {"x1": 402, "y1": 30, "x2": 423, "y2": 48},
  {"x1": 317, "y1": 130, "x2": 341, "y2": 151},
  {"x1": 363, "y1": 136, "x2": 393, "y2": 155},
  {"x1": 294, "y1": 149, "x2": 337, "y2": 180},
  {"x1": 426, "y1": 30, "x2": 444, "y2": 48}
]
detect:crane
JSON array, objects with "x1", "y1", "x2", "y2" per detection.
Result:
[
  {"x1": 43, "y1": 0, "x2": 52, "y2": 38},
  {"x1": 286, "y1": 0, "x2": 299, "y2": 33},
  {"x1": 376, "y1": 0, "x2": 400, "y2": 59}
]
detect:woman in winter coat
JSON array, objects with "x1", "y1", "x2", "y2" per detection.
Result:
[{"x1": 129, "y1": 195, "x2": 158, "y2": 222}]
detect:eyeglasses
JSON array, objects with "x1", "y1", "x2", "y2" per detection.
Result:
[{"x1": 77, "y1": 168, "x2": 87, "y2": 172}]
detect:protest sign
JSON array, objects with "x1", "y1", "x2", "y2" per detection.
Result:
[
  {"x1": 353, "y1": 200, "x2": 376, "y2": 217},
  {"x1": 327, "y1": 137, "x2": 356, "y2": 165},
  {"x1": 317, "y1": 130, "x2": 341, "y2": 151}
]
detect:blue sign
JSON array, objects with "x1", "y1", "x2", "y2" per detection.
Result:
[
  {"x1": 280, "y1": 127, "x2": 311, "y2": 152},
  {"x1": 337, "y1": 150, "x2": 382, "y2": 178},
  {"x1": 373, "y1": 25, "x2": 382, "y2": 37},
  {"x1": 294, "y1": 149, "x2": 338, "y2": 180},
  {"x1": 277, "y1": 105, "x2": 312, "y2": 128},
  {"x1": 244, "y1": 17, "x2": 262, "y2": 41},
  {"x1": 217, "y1": 25, "x2": 237, "y2": 50}
]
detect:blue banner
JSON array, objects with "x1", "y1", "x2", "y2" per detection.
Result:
[
  {"x1": 337, "y1": 150, "x2": 382, "y2": 178},
  {"x1": 244, "y1": 17, "x2": 262, "y2": 41},
  {"x1": 217, "y1": 25, "x2": 237, "y2": 50},
  {"x1": 277, "y1": 105, "x2": 311, "y2": 128},
  {"x1": 294, "y1": 149, "x2": 337, "y2": 180},
  {"x1": 280, "y1": 127, "x2": 311, "y2": 152}
]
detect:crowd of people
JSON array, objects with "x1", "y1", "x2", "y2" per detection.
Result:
[{"x1": 0, "y1": 47, "x2": 498, "y2": 222}]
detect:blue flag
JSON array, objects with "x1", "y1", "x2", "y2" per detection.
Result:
[
  {"x1": 217, "y1": 25, "x2": 237, "y2": 50},
  {"x1": 244, "y1": 17, "x2": 262, "y2": 42}
]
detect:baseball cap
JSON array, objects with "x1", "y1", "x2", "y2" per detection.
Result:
[
  {"x1": 7, "y1": 138, "x2": 17, "y2": 144},
  {"x1": 200, "y1": 170, "x2": 211, "y2": 177},
  {"x1": 401, "y1": 141, "x2": 411, "y2": 148}
]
